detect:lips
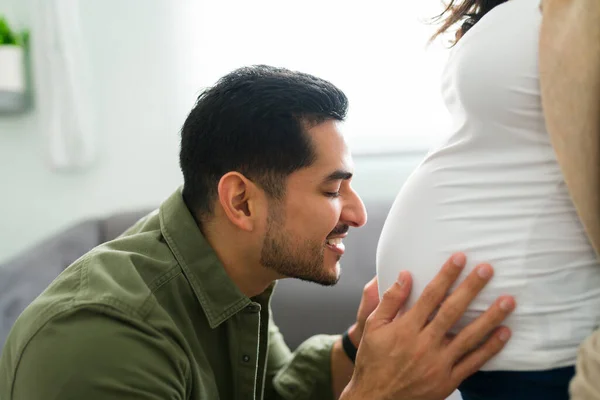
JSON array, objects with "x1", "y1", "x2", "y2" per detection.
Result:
[
  {"x1": 326, "y1": 236, "x2": 345, "y2": 255},
  {"x1": 326, "y1": 237, "x2": 343, "y2": 246}
]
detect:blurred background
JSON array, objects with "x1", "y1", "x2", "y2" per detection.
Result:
[
  {"x1": 0, "y1": 0, "x2": 451, "y2": 263},
  {"x1": 0, "y1": 1, "x2": 461, "y2": 397},
  {"x1": 0, "y1": 0, "x2": 465, "y2": 397}
]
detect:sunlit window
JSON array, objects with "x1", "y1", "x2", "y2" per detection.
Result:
[{"x1": 174, "y1": 0, "x2": 452, "y2": 154}]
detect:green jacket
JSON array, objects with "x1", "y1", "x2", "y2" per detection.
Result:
[{"x1": 0, "y1": 189, "x2": 338, "y2": 400}]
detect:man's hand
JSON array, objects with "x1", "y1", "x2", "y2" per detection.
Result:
[
  {"x1": 341, "y1": 253, "x2": 516, "y2": 400},
  {"x1": 347, "y1": 276, "x2": 380, "y2": 347},
  {"x1": 331, "y1": 277, "x2": 380, "y2": 398}
]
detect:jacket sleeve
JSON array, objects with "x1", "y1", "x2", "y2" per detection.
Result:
[
  {"x1": 6, "y1": 308, "x2": 189, "y2": 400},
  {"x1": 539, "y1": 0, "x2": 600, "y2": 397},
  {"x1": 570, "y1": 332, "x2": 600, "y2": 399},
  {"x1": 539, "y1": 0, "x2": 600, "y2": 256}
]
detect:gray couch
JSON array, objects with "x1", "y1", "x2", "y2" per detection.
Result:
[{"x1": 0, "y1": 200, "x2": 392, "y2": 349}]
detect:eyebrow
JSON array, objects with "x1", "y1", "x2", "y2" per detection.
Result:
[{"x1": 322, "y1": 169, "x2": 353, "y2": 183}]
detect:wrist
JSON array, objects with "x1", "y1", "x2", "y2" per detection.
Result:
[
  {"x1": 342, "y1": 327, "x2": 359, "y2": 364},
  {"x1": 347, "y1": 323, "x2": 361, "y2": 347}
]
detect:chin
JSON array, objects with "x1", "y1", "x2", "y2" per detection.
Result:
[{"x1": 326, "y1": 260, "x2": 342, "y2": 281}]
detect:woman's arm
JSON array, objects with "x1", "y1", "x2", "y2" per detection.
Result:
[
  {"x1": 539, "y1": 0, "x2": 600, "y2": 398},
  {"x1": 539, "y1": 0, "x2": 600, "y2": 256}
]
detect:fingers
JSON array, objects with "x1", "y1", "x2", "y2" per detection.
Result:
[
  {"x1": 425, "y1": 263, "x2": 494, "y2": 335},
  {"x1": 359, "y1": 276, "x2": 381, "y2": 317},
  {"x1": 369, "y1": 271, "x2": 412, "y2": 324},
  {"x1": 362, "y1": 276, "x2": 379, "y2": 302},
  {"x1": 405, "y1": 253, "x2": 466, "y2": 327},
  {"x1": 450, "y1": 326, "x2": 512, "y2": 383},
  {"x1": 447, "y1": 295, "x2": 515, "y2": 360},
  {"x1": 356, "y1": 276, "x2": 382, "y2": 325}
]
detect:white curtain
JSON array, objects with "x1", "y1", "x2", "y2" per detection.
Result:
[{"x1": 32, "y1": 0, "x2": 95, "y2": 171}]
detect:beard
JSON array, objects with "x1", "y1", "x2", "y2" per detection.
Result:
[{"x1": 259, "y1": 206, "x2": 340, "y2": 286}]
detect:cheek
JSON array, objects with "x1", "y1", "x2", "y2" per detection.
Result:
[
  {"x1": 307, "y1": 202, "x2": 341, "y2": 236},
  {"x1": 323, "y1": 203, "x2": 342, "y2": 228},
  {"x1": 286, "y1": 198, "x2": 341, "y2": 237}
]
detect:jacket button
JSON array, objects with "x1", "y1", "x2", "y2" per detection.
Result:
[
  {"x1": 247, "y1": 304, "x2": 260, "y2": 313},
  {"x1": 284, "y1": 383, "x2": 297, "y2": 393},
  {"x1": 242, "y1": 355, "x2": 250, "y2": 362}
]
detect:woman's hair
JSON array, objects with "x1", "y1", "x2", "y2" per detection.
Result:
[{"x1": 430, "y1": 0, "x2": 510, "y2": 44}]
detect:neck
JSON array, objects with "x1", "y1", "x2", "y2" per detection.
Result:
[{"x1": 201, "y1": 220, "x2": 278, "y2": 298}]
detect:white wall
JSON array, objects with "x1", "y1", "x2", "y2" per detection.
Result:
[
  {"x1": 0, "y1": 0, "x2": 183, "y2": 262},
  {"x1": 0, "y1": 0, "x2": 426, "y2": 263}
]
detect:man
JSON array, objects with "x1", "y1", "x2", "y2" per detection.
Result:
[{"x1": 0, "y1": 65, "x2": 515, "y2": 400}]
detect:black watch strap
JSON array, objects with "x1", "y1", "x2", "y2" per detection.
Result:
[{"x1": 341, "y1": 329, "x2": 358, "y2": 364}]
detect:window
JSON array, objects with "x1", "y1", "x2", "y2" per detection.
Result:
[{"x1": 174, "y1": 0, "x2": 452, "y2": 154}]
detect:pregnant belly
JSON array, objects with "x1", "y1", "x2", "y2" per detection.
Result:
[
  {"x1": 375, "y1": 166, "x2": 600, "y2": 370},
  {"x1": 376, "y1": 171, "x2": 527, "y2": 319}
]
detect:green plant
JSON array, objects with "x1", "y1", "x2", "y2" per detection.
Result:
[{"x1": 0, "y1": 15, "x2": 29, "y2": 46}]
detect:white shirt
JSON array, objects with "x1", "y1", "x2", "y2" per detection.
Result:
[{"x1": 376, "y1": 0, "x2": 600, "y2": 371}]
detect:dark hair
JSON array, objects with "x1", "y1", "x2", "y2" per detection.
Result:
[
  {"x1": 179, "y1": 65, "x2": 349, "y2": 218},
  {"x1": 430, "y1": 0, "x2": 509, "y2": 45}
]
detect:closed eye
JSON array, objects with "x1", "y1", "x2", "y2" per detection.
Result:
[{"x1": 325, "y1": 191, "x2": 341, "y2": 198}]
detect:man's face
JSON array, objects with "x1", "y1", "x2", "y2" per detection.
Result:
[{"x1": 259, "y1": 120, "x2": 367, "y2": 285}]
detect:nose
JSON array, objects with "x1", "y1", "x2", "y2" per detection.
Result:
[{"x1": 341, "y1": 188, "x2": 367, "y2": 228}]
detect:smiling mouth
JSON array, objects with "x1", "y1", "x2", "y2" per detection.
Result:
[
  {"x1": 326, "y1": 238, "x2": 343, "y2": 246},
  {"x1": 326, "y1": 237, "x2": 345, "y2": 255}
]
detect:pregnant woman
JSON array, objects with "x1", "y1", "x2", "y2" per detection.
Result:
[{"x1": 376, "y1": 0, "x2": 600, "y2": 399}]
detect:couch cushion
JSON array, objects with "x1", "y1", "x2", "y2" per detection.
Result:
[
  {"x1": 0, "y1": 220, "x2": 101, "y2": 345},
  {"x1": 99, "y1": 209, "x2": 153, "y2": 242}
]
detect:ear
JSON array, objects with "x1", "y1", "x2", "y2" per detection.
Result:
[{"x1": 217, "y1": 172, "x2": 263, "y2": 231}]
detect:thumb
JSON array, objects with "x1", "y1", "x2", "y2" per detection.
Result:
[
  {"x1": 357, "y1": 276, "x2": 380, "y2": 323},
  {"x1": 363, "y1": 276, "x2": 379, "y2": 306},
  {"x1": 370, "y1": 271, "x2": 412, "y2": 324}
]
